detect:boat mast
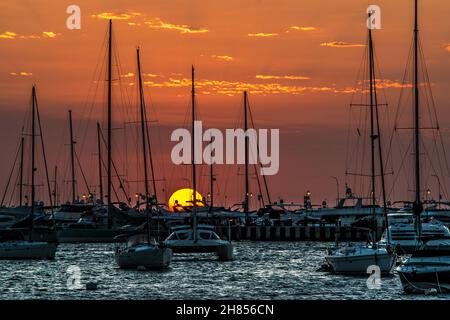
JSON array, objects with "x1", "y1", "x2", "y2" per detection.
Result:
[
  {"x1": 368, "y1": 16, "x2": 377, "y2": 240},
  {"x1": 244, "y1": 91, "x2": 249, "y2": 215},
  {"x1": 30, "y1": 86, "x2": 36, "y2": 241},
  {"x1": 107, "y1": 19, "x2": 113, "y2": 229},
  {"x1": 413, "y1": 0, "x2": 422, "y2": 238},
  {"x1": 96, "y1": 122, "x2": 104, "y2": 204},
  {"x1": 191, "y1": 65, "x2": 197, "y2": 242},
  {"x1": 371, "y1": 30, "x2": 389, "y2": 241},
  {"x1": 136, "y1": 47, "x2": 152, "y2": 244},
  {"x1": 69, "y1": 110, "x2": 76, "y2": 203},
  {"x1": 19, "y1": 135, "x2": 24, "y2": 207},
  {"x1": 137, "y1": 48, "x2": 150, "y2": 210}
]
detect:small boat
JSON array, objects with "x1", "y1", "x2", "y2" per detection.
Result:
[
  {"x1": 164, "y1": 224, "x2": 233, "y2": 261},
  {"x1": 0, "y1": 240, "x2": 57, "y2": 260},
  {"x1": 52, "y1": 202, "x2": 95, "y2": 224},
  {"x1": 162, "y1": 66, "x2": 233, "y2": 262},
  {"x1": 380, "y1": 213, "x2": 450, "y2": 254},
  {"x1": 115, "y1": 234, "x2": 172, "y2": 270},
  {"x1": 114, "y1": 45, "x2": 173, "y2": 271},
  {"x1": 305, "y1": 195, "x2": 386, "y2": 228},
  {"x1": 395, "y1": 0, "x2": 450, "y2": 295},
  {"x1": 323, "y1": 11, "x2": 396, "y2": 275},
  {"x1": 0, "y1": 86, "x2": 58, "y2": 260},
  {"x1": 325, "y1": 243, "x2": 395, "y2": 274},
  {"x1": 422, "y1": 202, "x2": 450, "y2": 228},
  {"x1": 396, "y1": 239, "x2": 450, "y2": 294}
]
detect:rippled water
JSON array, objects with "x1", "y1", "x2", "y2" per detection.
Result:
[{"x1": 0, "y1": 242, "x2": 448, "y2": 300}]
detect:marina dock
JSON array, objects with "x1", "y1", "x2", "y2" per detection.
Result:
[{"x1": 213, "y1": 226, "x2": 381, "y2": 242}]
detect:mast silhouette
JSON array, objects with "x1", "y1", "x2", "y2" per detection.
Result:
[
  {"x1": 68, "y1": 110, "x2": 76, "y2": 203},
  {"x1": 19, "y1": 135, "x2": 24, "y2": 207},
  {"x1": 368, "y1": 12, "x2": 388, "y2": 241},
  {"x1": 107, "y1": 19, "x2": 113, "y2": 229},
  {"x1": 30, "y1": 86, "x2": 36, "y2": 241},
  {"x1": 191, "y1": 65, "x2": 197, "y2": 242},
  {"x1": 413, "y1": 0, "x2": 422, "y2": 238},
  {"x1": 368, "y1": 17, "x2": 377, "y2": 240},
  {"x1": 137, "y1": 48, "x2": 150, "y2": 210},
  {"x1": 244, "y1": 91, "x2": 249, "y2": 215},
  {"x1": 136, "y1": 47, "x2": 153, "y2": 244},
  {"x1": 96, "y1": 122, "x2": 103, "y2": 204}
]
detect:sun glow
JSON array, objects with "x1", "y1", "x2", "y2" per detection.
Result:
[{"x1": 168, "y1": 188, "x2": 204, "y2": 212}]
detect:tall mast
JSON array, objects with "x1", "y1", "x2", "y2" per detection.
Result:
[
  {"x1": 69, "y1": 110, "x2": 76, "y2": 203},
  {"x1": 19, "y1": 135, "x2": 24, "y2": 207},
  {"x1": 244, "y1": 91, "x2": 249, "y2": 214},
  {"x1": 413, "y1": 0, "x2": 422, "y2": 237},
  {"x1": 137, "y1": 47, "x2": 150, "y2": 209},
  {"x1": 371, "y1": 30, "x2": 389, "y2": 240},
  {"x1": 368, "y1": 18, "x2": 377, "y2": 239},
  {"x1": 191, "y1": 65, "x2": 197, "y2": 241},
  {"x1": 30, "y1": 86, "x2": 36, "y2": 240},
  {"x1": 96, "y1": 122, "x2": 104, "y2": 204},
  {"x1": 107, "y1": 19, "x2": 113, "y2": 229}
]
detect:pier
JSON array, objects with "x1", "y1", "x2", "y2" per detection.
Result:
[{"x1": 214, "y1": 226, "x2": 383, "y2": 242}]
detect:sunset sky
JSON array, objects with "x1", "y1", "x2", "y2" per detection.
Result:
[{"x1": 0, "y1": 0, "x2": 449, "y2": 209}]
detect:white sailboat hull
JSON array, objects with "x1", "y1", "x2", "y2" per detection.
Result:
[
  {"x1": 116, "y1": 245, "x2": 172, "y2": 269},
  {"x1": 325, "y1": 247, "x2": 395, "y2": 274}
]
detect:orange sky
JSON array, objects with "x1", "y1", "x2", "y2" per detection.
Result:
[{"x1": 0, "y1": 0, "x2": 449, "y2": 208}]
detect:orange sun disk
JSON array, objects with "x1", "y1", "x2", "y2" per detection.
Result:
[{"x1": 168, "y1": 188, "x2": 204, "y2": 212}]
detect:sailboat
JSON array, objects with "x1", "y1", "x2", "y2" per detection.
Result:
[
  {"x1": 115, "y1": 47, "x2": 172, "y2": 269},
  {"x1": 163, "y1": 66, "x2": 233, "y2": 261},
  {"x1": 0, "y1": 86, "x2": 57, "y2": 260},
  {"x1": 324, "y1": 11, "x2": 396, "y2": 274},
  {"x1": 57, "y1": 20, "x2": 142, "y2": 243},
  {"x1": 396, "y1": 0, "x2": 450, "y2": 294}
]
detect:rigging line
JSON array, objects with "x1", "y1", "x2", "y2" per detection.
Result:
[
  {"x1": 8, "y1": 163, "x2": 21, "y2": 207},
  {"x1": 34, "y1": 92, "x2": 53, "y2": 209},
  {"x1": 385, "y1": 41, "x2": 414, "y2": 199},
  {"x1": 247, "y1": 96, "x2": 271, "y2": 205},
  {"x1": 144, "y1": 99, "x2": 158, "y2": 201},
  {"x1": 76, "y1": 27, "x2": 108, "y2": 158},
  {"x1": 246, "y1": 129, "x2": 262, "y2": 208},
  {"x1": 0, "y1": 137, "x2": 22, "y2": 206},
  {"x1": 148, "y1": 98, "x2": 168, "y2": 202},
  {"x1": 8, "y1": 133, "x2": 25, "y2": 206},
  {"x1": 74, "y1": 149, "x2": 92, "y2": 196},
  {"x1": 420, "y1": 45, "x2": 450, "y2": 195},
  {"x1": 99, "y1": 123, "x2": 131, "y2": 205},
  {"x1": 99, "y1": 144, "x2": 120, "y2": 203},
  {"x1": 116, "y1": 64, "x2": 134, "y2": 184},
  {"x1": 345, "y1": 49, "x2": 366, "y2": 185},
  {"x1": 54, "y1": 114, "x2": 69, "y2": 178},
  {"x1": 415, "y1": 37, "x2": 450, "y2": 199}
]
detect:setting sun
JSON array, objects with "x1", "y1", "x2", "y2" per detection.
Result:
[{"x1": 167, "y1": 188, "x2": 204, "y2": 212}]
